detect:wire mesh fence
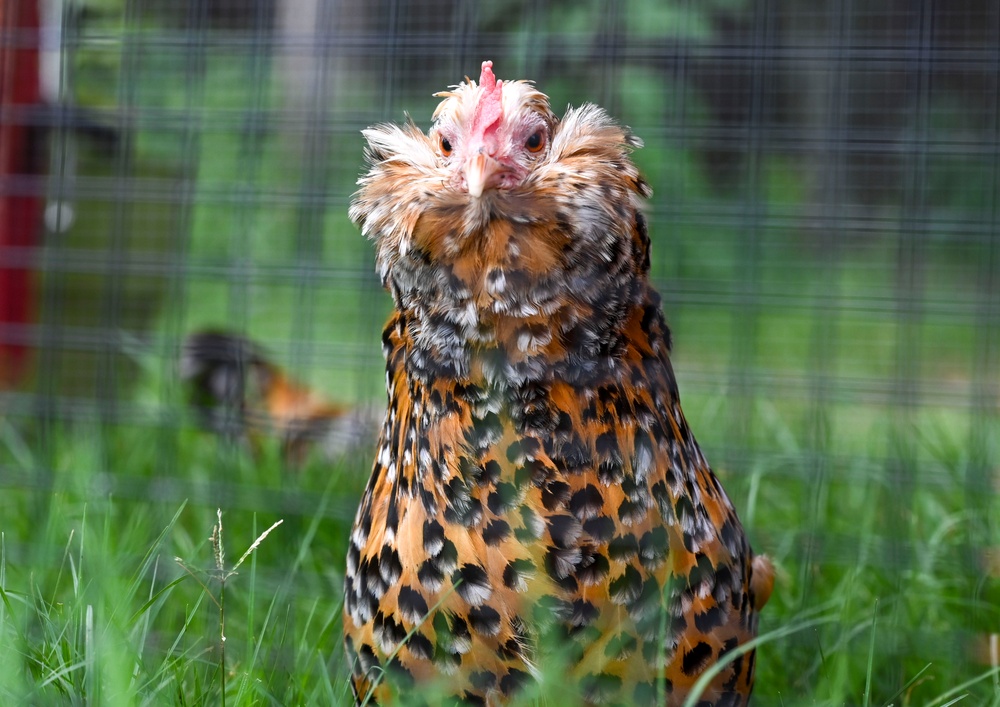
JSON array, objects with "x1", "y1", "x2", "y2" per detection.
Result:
[{"x1": 0, "y1": 0, "x2": 998, "y2": 703}]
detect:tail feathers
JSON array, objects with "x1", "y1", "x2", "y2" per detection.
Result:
[
  {"x1": 750, "y1": 554, "x2": 775, "y2": 612},
  {"x1": 181, "y1": 330, "x2": 378, "y2": 463}
]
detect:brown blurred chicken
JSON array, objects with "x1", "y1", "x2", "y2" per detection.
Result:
[
  {"x1": 181, "y1": 330, "x2": 378, "y2": 465},
  {"x1": 342, "y1": 61, "x2": 772, "y2": 706}
]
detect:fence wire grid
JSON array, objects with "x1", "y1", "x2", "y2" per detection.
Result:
[{"x1": 0, "y1": 0, "x2": 999, "y2": 703}]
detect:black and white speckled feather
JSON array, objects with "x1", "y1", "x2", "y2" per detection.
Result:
[{"x1": 343, "y1": 61, "x2": 772, "y2": 707}]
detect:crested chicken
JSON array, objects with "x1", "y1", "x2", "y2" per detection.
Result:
[
  {"x1": 344, "y1": 61, "x2": 772, "y2": 706},
  {"x1": 180, "y1": 330, "x2": 378, "y2": 465}
]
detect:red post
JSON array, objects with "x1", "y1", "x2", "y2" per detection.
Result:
[{"x1": 0, "y1": 0, "x2": 41, "y2": 386}]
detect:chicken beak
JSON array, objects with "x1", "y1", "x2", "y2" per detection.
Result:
[{"x1": 465, "y1": 152, "x2": 502, "y2": 198}]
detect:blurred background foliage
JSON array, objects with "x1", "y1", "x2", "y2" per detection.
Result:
[{"x1": 0, "y1": 0, "x2": 998, "y2": 703}]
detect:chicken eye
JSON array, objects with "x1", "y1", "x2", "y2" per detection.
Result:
[
  {"x1": 525, "y1": 130, "x2": 545, "y2": 153},
  {"x1": 439, "y1": 135, "x2": 453, "y2": 156}
]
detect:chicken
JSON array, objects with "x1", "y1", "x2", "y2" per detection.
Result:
[
  {"x1": 180, "y1": 330, "x2": 378, "y2": 465},
  {"x1": 343, "y1": 61, "x2": 773, "y2": 706}
]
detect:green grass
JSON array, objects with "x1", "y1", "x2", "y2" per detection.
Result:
[
  {"x1": 0, "y1": 420, "x2": 362, "y2": 705},
  {"x1": 9, "y1": 207, "x2": 1000, "y2": 705},
  {"x1": 1, "y1": 387, "x2": 997, "y2": 705}
]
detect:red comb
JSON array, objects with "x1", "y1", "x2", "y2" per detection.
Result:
[
  {"x1": 471, "y1": 60, "x2": 503, "y2": 145},
  {"x1": 479, "y1": 60, "x2": 498, "y2": 92}
]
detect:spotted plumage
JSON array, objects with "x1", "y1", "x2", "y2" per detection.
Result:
[{"x1": 344, "y1": 61, "x2": 773, "y2": 706}]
